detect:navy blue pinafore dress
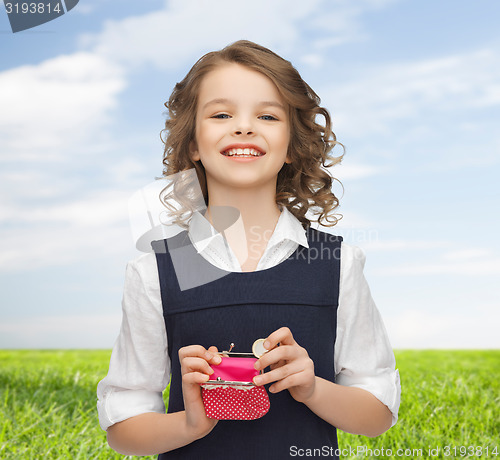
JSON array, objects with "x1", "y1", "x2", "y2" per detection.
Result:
[{"x1": 152, "y1": 226, "x2": 343, "y2": 459}]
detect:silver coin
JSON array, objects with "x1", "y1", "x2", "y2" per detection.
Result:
[{"x1": 252, "y1": 338, "x2": 268, "y2": 358}]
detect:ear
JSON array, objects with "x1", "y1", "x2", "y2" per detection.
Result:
[{"x1": 189, "y1": 140, "x2": 200, "y2": 162}]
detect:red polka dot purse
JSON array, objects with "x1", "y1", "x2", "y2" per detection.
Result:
[{"x1": 200, "y1": 341, "x2": 270, "y2": 420}]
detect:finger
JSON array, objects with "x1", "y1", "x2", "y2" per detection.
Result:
[
  {"x1": 181, "y1": 356, "x2": 215, "y2": 376},
  {"x1": 270, "y1": 359, "x2": 286, "y2": 371},
  {"x1": 255, "y1": 344, "x2": 300, "y2": 370},
  {"x1": 207, "y1": 346, "x2": 222, "y2": 365},
  {"x1": 182, "y1": 371, "x2": 212, "y2": 385},
  {"x1": 178, "y1": 345, "x2": 210, "y2": 360},
  {"x1": 264, "y1": 326, "x2": 296, "y2": 351},
  {"x1": 253, "y1": 361, "x2": 304, "y2": 386},
  {"x1": 267, "y1": 373, "x2": 310, "y2": 394},
  {"x1": 178, "y1": 345, "x2": 222, "y2": 366}
]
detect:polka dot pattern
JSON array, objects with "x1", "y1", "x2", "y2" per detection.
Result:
[{"x1": 201, "y1": 386, "x2": 270, "y2": 420}]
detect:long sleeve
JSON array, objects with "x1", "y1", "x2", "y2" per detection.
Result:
[
  {"x1": 334, "y1": 242, "x2": 401, "y2": 427},
  {"x1": 96, "y1": 252, "x2": 171, "y2": 431}
]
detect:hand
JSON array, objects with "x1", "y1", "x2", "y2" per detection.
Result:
[
  {"x1": 252, "y1": 327, "x2": 316, "y2": 404},
  {"x1": 179, "y1": 345, "x2": 221, "y2": 439}
]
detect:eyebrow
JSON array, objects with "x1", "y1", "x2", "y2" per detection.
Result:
[{"x1": 202, "y1": 98, "x2": 286, "y2": 111}]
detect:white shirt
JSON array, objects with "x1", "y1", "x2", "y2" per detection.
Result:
[{"x1": 97, "y1": 207, "x2": 401, "y2": 431}]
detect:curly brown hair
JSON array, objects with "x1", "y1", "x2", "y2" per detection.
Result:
[{"x1": 160, "y1": 40, "x2": 343, "y2": 230}]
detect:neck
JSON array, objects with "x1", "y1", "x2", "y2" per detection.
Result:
[
  {"x1": 205, "y1": 180, "x2": 280, "y2": 231},
  {"x1": 203, "y1": 181, "x2": 282, "y2": 267}
]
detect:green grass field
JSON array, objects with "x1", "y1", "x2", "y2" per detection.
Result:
[{"x1": 0, "y1": 350, "x2": 498, "y2": 459}]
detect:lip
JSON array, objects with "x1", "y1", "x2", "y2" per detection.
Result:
[
  {"x1": 220, "y1": 143, "x2": 266, "y2": 156},
  {"x1": 223, "y1": 156, "x2": 263, "y2": 162}
]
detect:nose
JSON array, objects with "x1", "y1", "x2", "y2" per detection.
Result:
[{"x1": 233, "y1": 116, "x2": 254, "y2": 136}]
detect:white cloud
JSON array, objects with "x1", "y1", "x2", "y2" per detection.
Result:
[
  {"x1": 0, "y1": 314, "x2": 122, "y2": 348},
  {"x1": 0, "y1": 52, "x2": 126, "y2": 159},
  {"x1": 328, "y1": 162, "x2": 388, "y2": 180},
  {"x1": 364, "y1": 243, "x2": 499, "y2": 276},
  {"x1": 363, "y1": 238, "x2": 452, "y2": 252},
  {"x1": 442, "y1": 248, "x2": 492, "y2": 261},
  {"x1": 308, "y1": 0, "x2": 398, "y2": 48},
  {"x1": 4, "y1": 190, "x2": 130, "y2": 226},
  {"x1": 0, "y1": 0, "x2": 403, "y2": 273},
  {"x1": 3, "y1": 304, "x2": 498, "y2": 350},
  {"x1": 0, "y1": 44, "x2": 150, "y2": 271},
  {"x1": 0, "y1": 221, "x2": 132, "y2": 272},
  {"x1": 76, "y1": 0, "x2": 393, "y2": 72},
  {"x1": 72, "y1": 3, "x2": 96, "y2": 15},
  {"x1": 376, "y1": 258, "x2": 500, "y2": 276},
  {"x1": 322, "y1": 48, "x2": 500, "y2": 138},
  {"x1": 386, "y1": 305, "x2": 500, "y2": 349},
  {"x1": 299, "y1": 54, "x2": 325, "y2": 69},
  {"x1": 0, "y1": 189, "x2": 136, "y2": 271}
]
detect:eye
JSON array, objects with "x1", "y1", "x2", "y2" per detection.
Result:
[
  {"x1": 211, "y1": 113, "x2": 231, "y2": 119},
  {"x1": 259, "y1": 114, "x2": 278, "y2": 121}
]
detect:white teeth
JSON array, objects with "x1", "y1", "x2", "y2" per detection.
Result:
[{"x1": 222, "y1": 148, "x2": 264, "y2": 157}]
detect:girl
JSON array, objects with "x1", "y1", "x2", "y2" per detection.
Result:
[{"x1": 97, "y1": 40, "x2": 401, "y2": 459}]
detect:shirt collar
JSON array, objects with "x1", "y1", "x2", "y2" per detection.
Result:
[
  {"x1": 267, "y1": 205, "x2": 309, "y2": 249},
  {"x1": 188, "y1": 206, "x2": 309, "y2": 254},
  {"x1": 188, "y1": 210, "x2": 222, "y2": 253}
]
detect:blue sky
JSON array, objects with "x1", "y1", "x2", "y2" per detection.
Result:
[{"x1": 1, "y1": 0, "x2": 499, "y2": 349}]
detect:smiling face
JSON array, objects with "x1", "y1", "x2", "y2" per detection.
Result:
[{"x1": 190, "y1": 63, "x2": 291, "y2": 195}]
